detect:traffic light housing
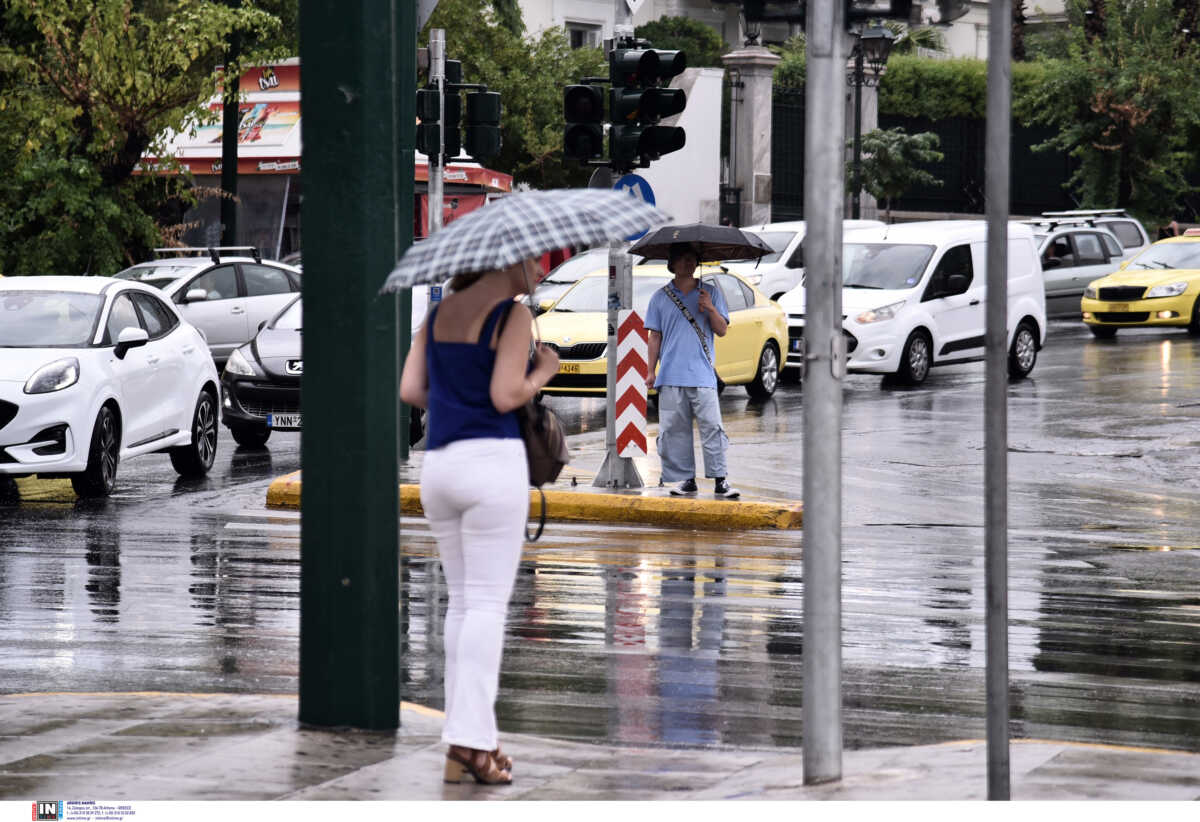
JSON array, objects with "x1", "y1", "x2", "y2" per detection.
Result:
[
  {"x1": 563, "y1": 84, "x2": 604, "y2": 163},
  {"x1": 415, "y1": 85, "x2": 461, "y2": 159},
  {"x1": 464, "y1": 91, "x2": 502, "y2": 160},
  {"x1": 607, "y1": 45, "x2": 687, "y2": 173}
]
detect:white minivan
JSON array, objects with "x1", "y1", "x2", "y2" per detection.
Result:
[{"x1": 779, "y1": 221, "x2": 1047, "y2": 386}]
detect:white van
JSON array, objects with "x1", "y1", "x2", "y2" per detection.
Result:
[
  {"x1": 779, "y1": 221, "x2": 1047, "y2": 386},
  {"x1": 720, "y1": 219, "x2": 884, "y2": 301}
]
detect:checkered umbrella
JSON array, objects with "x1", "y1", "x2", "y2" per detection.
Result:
[{"x1": 379, "y1": 188, "x2": 670, "y2": 292}]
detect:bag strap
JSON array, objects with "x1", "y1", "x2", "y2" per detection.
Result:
[
  {"x1": 661, "y1": 283, "x2": 716, "y2": 370},
  {"x1": 525, "y1": 487, "x2": 547, "y2": 542}
]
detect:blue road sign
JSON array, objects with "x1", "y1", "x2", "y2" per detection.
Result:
[{"x1": 614, "y1": 174, "x2": 655, "y2": 241}]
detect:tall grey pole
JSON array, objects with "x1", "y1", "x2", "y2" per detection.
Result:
[
  {"x1": 427, "y1": 28, "x2": 446, "y2": 237},
  {"x1": 985, "y1": 0, "x2": 1012, "y2": 800},
  {"x1": 802, "y1": 0, "x2": 846, "y2": 785},
  {"x1": 593, "y1": 1, "x2": 642, "y2": 489}
]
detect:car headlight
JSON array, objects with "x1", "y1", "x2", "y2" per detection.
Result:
[
  {"x1": 24, "y1": 357, "x2": 80, "y2": 394},
  {"x1": 1083, "y1": 285, "x2": 1098, "y2": 299},
  {"x1": 1145, "y1": 281, "x2": 1188, "y2": 298},
  {"x1": 855, "y1": 300, "x2": 906, "y2": 324},
  {"x1": 224, "y1": 348, "x2": 256, "y2": 377}
]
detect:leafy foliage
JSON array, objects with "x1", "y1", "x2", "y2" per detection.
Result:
[
  {"x1": 634, "y1": 16, "x2": 726, "y2": 68},
  {"x1": 1024, "y1": 0, "x2": 1200, "y2": 224},
  {"x1": 0, "y1": 0, "x2": 283, "y2": 276},
  {"x1": 774, "y1": 34, "x2": 805, "y2": 88},
  {"x1": 881, "y1": 21, "x2": 946, "y2": 56},
  {"x1": 422, "y1": 0, "x2": 605, "y2": 189},
  {"x1": 849, "y1": 127, "x2": 943, "y2": 222},
  {"x1": 878, "y1": 55, "x2": 1053, "y2": 123}
]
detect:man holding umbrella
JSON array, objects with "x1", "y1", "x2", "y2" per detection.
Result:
[{"x1": 644, "y1": 241, "x2": 739, "y2": 499}]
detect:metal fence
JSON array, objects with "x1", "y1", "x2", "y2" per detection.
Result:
[{"x1": 770, "y1": 85, "x2": 1080, "y2": 219}]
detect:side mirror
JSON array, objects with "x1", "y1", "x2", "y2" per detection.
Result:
[
  {"x1": 536, "y1": 299, "x2": 555, "y2": 316},
  {"x1": 1041, "y1": 257, "x2": 1062, "y2": 270},
  {"x1": 114, "y1": 327, "x2": 149, "y2": 359},
  {"x1": 945, "y1": 273, "x2": 970, "y2": 296},
  {"x1": 184, "y1": 288, "x2": 208, "y2": 303}
]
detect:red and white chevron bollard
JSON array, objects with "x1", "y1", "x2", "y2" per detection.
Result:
[{"x1": 616, "y1": 309, "x2": 648, "y2": 459}]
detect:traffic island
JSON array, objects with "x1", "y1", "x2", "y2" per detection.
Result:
[{"x1": 266, "y1": 471, "x2": 802, "y2": 530}]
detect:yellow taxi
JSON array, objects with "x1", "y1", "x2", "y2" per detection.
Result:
[
  {"x1": 1081, "y1": 232, "x2": 1200, "y2": 338},
  {"x1": 538, "y1": 264, "x2": 788, "y2": 398}
]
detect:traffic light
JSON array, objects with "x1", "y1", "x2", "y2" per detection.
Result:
[
  {"x1": 464, "y1": 91, "x2": 502, "y2": 160},
  {"x1": 415, "y1": 84, "x2": 461, "y2": 159},
  {"x1": 563, "y1": 84, "x2": 604, "y2": 163},
  {"x1": 607, "y1": 45, "x2": 687, "y2": 172}
]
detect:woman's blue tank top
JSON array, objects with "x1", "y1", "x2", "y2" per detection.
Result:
[{"x1": 425, "y1": 300, "x2": 520, "y2": 450}]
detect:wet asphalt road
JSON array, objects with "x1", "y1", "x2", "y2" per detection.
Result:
[{"x1": 1, "y1": 320, "x2": 1198, "y2": 752}]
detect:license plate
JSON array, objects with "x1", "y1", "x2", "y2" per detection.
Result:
[
  {"x1": 559, "y1": 363, "x2": 581, "y2": 374},
  {"x1": 267, "y1": 413, "x2": 302, "y2": 430},
  {"x1": 1109, "y1": 303, "x2": 1128, "y2": 312}
]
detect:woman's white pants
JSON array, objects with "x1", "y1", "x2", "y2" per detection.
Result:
[{"x1": 420, "y1": 437, "x2": 528, "y2": 751}]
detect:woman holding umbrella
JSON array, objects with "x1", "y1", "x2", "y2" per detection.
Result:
[{"x1": 390, "y1": 189, "x2": 667, "y2": 785}]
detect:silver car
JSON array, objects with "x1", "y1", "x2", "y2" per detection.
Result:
[{"x1": 115, "y1": 248, "x2": 301, "y2": 366}]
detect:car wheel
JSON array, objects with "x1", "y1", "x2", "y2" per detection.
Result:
[
  {"x1": 895, "y1": 330, "x2": 931, "y2": 386},
  {"x1": 747, "y1": 342, "x2": 781, "y2": 398},
  {"x1": 1089, "y1": 325, "x2": 1117, "y2": 339},
  {"x1": 1188, "y1": 295, "x2": 1200, "y2": 336},
  {"x1": 1007, "y1": 321, "x2": 1038, "y2": 380},
  {"x1": 230, "y1": 422, "x2": 271, "y2": 449},
  {"x1": 72, "y1": 406, "x2": 120, "y2": 498},
  {"x1": 170, "y1": 390, "x2": 218, "y2": 476}
]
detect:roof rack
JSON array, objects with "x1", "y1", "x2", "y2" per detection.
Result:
[
  {"x1": 1019, "y1": 216, "x2": 1107, "y2": 232},
  {"x1": 1040, "y1": 209, "x2": 1129, "y2": 218},
  {"x1": 153, "y1": 246, "x2": 262, "y2": 265}
]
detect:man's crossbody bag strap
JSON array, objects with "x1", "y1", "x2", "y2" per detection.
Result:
[{"x1": 661, "y1": 284, "x2": 717, "y2": 372}]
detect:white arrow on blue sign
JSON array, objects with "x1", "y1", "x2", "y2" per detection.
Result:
[{"x1": 614, "y1": 174, "x2": 656, "y2": 241}]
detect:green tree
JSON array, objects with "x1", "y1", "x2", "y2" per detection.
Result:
[
  {"x1": 848, "y1": 127, "x2": 943, "y2": 222},
  {"x1": 422, "y1": 0, "x2": 605, "y2": 189},
  {"x1": 1027, "y1": 0, "x2": 1200, "y2": 225},
  {"x1": 881, "y1": 21, "x2": 947, "y2": 56},
  {"x1": 0, "y1": 0, "x2": 282, "y2": 276},
  {"x1": 634, "y1": 16, "x2": 726, "y2": 68}
]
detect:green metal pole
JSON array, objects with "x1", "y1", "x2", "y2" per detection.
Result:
[
  {"x1": 298, "y1": 0, "x2": 411, "y2": 730},
  {"x1": 220, "y1": 13, "x2": 240, "y2": 247}
]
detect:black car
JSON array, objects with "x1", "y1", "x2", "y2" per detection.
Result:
[{"x1": 221, "y1": 296, "x2": 302, "y2": 447}]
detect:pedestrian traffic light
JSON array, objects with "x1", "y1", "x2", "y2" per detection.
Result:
[
  {"x1": 464, "y1": 90, "x2": 502, "y2": 160},
  {"x1": 607, "y1": 44, "x2": 687, "y2": 172},
  {"x1": 563, "y1": 84, "x2": 604, "y2": 163},
  {"x1": 415, "y1": 84, "x2": 461, "y2": 159}
]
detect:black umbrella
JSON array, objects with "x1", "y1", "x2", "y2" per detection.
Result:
[{"x1": 627, "y1": 222, "x2": 773, "y2": 263}]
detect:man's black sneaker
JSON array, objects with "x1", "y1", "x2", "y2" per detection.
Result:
[
  {"x1": 670, "y1": 478, "x2": 698, "y2": 496},
  {"x1": 714, "y1": 479, "x2": 740, "y2": 499}
]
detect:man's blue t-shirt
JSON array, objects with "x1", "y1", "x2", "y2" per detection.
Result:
[{"x1": 644, "y1": 279, "x2": 730, "y2": 389}]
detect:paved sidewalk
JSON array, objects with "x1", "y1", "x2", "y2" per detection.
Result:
[{"x1": 2, "y1": 693, "x2": 1198, "y2": 800}]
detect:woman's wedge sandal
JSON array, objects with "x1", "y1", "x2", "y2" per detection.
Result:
[{"x1": 444, "y1": 746, "x2": 513, "y2": 785}]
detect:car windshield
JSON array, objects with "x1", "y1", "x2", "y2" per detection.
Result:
[
  {"x1": 842, "y1": 243, "x2": 936, "y2": 290},
  {"x1": 728, "y1": 231, "x2": 795, "y2": 263},
  {"x1": 1125, "y1": 242, "x2": 1200, "y2": 270},
  {"x1": 0, "y1": 291, "x2": 103, "y2": 347},
  {"x1": 541, "y1": 250, "x2": 609, "y2": 284},
  {"x1": 274, "y1": 299, "x2": 302, "y2": 330},
  {"x1": 114, "y1": 264, "x2": 193, "y2": 289},
  {"x1": 550, "y1": 276, "x2": 669, "y2": 313}
]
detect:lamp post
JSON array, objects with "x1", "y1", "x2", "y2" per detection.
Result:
[{"x1": 848, "y1": 25, "x2": 894, "y2": 219}]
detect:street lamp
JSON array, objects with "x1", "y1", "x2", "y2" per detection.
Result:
[{"x1": 848, "y1": 24, "x2": 894, "y2": 219}]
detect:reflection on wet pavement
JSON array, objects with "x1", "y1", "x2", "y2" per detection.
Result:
[{"x1": 1, "y1": 326, "x2": 1198, "y2": 754}]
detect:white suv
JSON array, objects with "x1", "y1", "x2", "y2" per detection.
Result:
[
  {"x1": 779, "y1": 221, "x2": 1047, "y2": 386},
  {"x1": 720, "y1": 219, "x2": 884, "y2": 301}
]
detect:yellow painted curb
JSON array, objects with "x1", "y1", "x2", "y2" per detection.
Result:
[
  {"x1": 266, "y1": 470, "x2": 302, "y2": 508},
  {"x1": 267, "y1": 472, "x2": 801, "y2": 529},
  {"x1": 13, "y1": 476, "x2": 75, "y2": 502}
]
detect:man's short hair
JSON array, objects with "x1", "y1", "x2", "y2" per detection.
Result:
[{"x1": 667, "y1": 242, "x2": 700, "y2": 273}]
